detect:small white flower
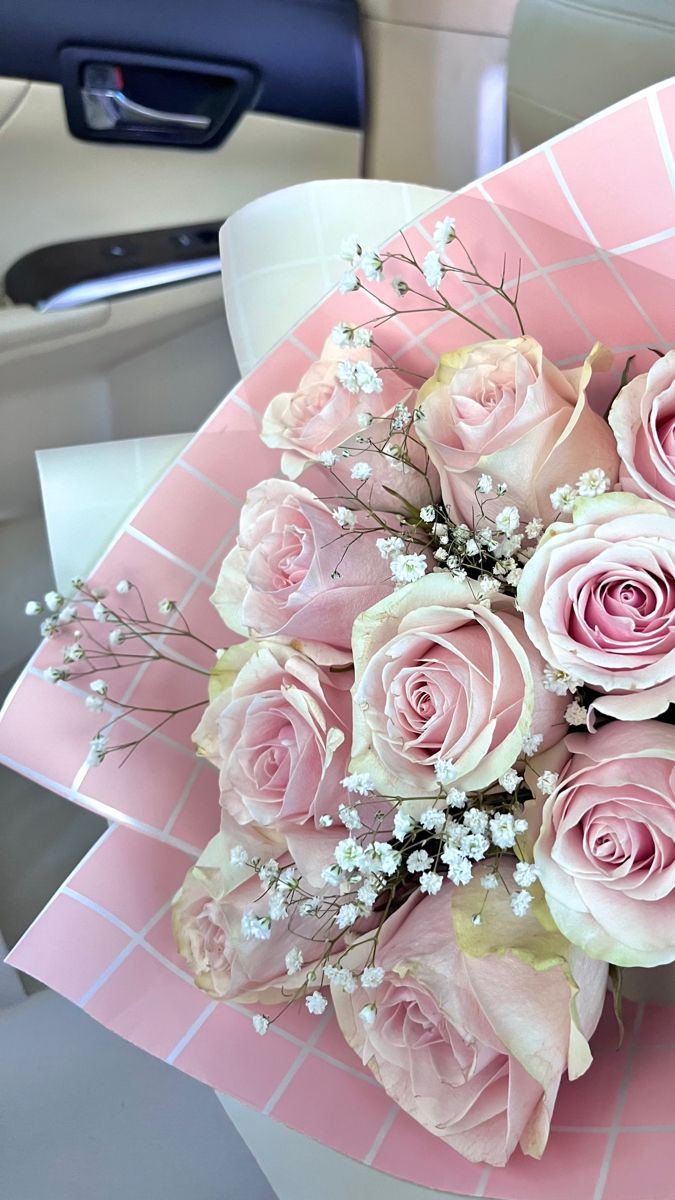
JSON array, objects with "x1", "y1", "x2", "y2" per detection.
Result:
[
  {"x1": 463, "y1": 808, "x2": 488, "y2": 834},
  {"x1": 339, "y1": 269, "x2": 359, "y2": 293},
  {"x1": 252, "y1": 1014, "x2": 269, "y2": 1036},
  {"x1": 44, "y1": 666, "x2": 69, "y2": 684},
  {"x1": 407, "y1": 849, "x2": 432, "y2": 874},
  {"x1": 359, "y1": 1003, "x2": 377, "y2": 1027},
  {"x1": 44, "y1": 590, "x2": 65, "y2": 612},
  {"x1": 420, "y1": 808, "x2": 446, "y2": 833},
  {"x1": 522, "y1": 731, "x2": 543, "y2": 755},
  {"x1": 434, "y1": 758, "x2": 458, "y2": 787},
  {"x1": 447, "y1": 857, "x2": 473, "y2": 886},
  {"x1": 565, "y1": 700, "x2": 589, "y2": 726},
  {"x1": 90, "y1": 679, "x2": 108, "y2": 696},
  {"x1": 332, "y1": 506, "x2": 356, "y2": 529},
  {"x1": 341, "y1": 772, "x2": 374, "y2": 796},
  {"x1": 335, "y1": 839, "x2": 363, "y2": 873},
  {"x1": 338, "y1": 804, "x2": 362, "y2": 831},
  {"x1": 340, "y1": 234, "x2": 361, "y2": 265},
  {"x1": 57, "y1": 604, "x2": 77, "y2": 625},
  {"x1": 525, "y1": 518, "x2": 544, "y2": 540},
  {"x1": 460, "y1": 832, "x2": 490, "y2": 861},
  {"x1": 355, "y1": 361, "x2": 383, "y2": 395},
  {"x1": 506, "y1": 565, "x2": 523, "y2": 587},
  {"x1": 115, "y1": 579, "x2": 131, "y2": 594},
  {"x1": 465, "y1": 538, "x2": 480, "y2": 556},
  {"x1": 480, "y1": 870, "x2": 500, "y2": 891},
  {"x1": 353, "y1": 327, "x2": 373, "y2": 347},
  {"x1": 550, "y1": 483, "x2": 578, "y2": 513},
  {"x1": 331, "y1": 321, "x2": 352, "y2": 346},
  {"x1": 361, "y1": 842, "x2": 401, "y2": 876},
  {"x1": 419, "y1": 505, "x2": 436, "y2": 523},
  {"x1": 537, "y1": 771, "x2": 559, "y2": 796},
  {"x1": 108, "y1": 628, "x2": 124, "y2": 648},
  {"x1": 336, "y1": 902, "x2": 359, "y2": 930},
  {"x1": 357, "y1": 881, "x2": 379, "y2": 908},
  {"x1": 351, "y1": 461, "x2": 372, "y2": 482},
  {"x1": 285, "y1": 947, "x2": 304, "y2": 976},
  {"x1": 319, "y1": 814, "x2": 334, "y2": 828},
  {"x1": 321, "y1": 864, "x2": 342, "y2": 890},
  {"x1": 258, "y1": 858, "x2": 280, "y2": 886},
  {"x1": 306, "y1": 991, "x2": 328, "y2": 1015},
  {"x1": 299, "y1": 897, "x2": 322, "y2": 917},
  {"x1": 63, "y1": 643, "x2": 84, "y2": 663},
  {"x1": 319, "y1": 450, "x2": 338, "y2": 467},
  {"x1": 85, "y1": 695, "x2": 105, "y2": 712},
  {"x1": 85, "y1": 743, "x2": 105, "y2": 767},
  {"x1": 577, "y1": 468, "x2": 610, "y2": 497},
  {"x1": 158, "y1": 598, "x2": 175, "y2": 615},
  {"x1": 376, "y1": 536, "x2": 405, "y2": 560},
  {"x1": 514, "y1": 862, "x2": 539, "y2": 888},
  {"x1": 496, "y1": 482, "x2": 508, "y2": 496},
  {"x1": 326, "y1": 966, "x2": 358, "y2": 994},
  {"x1": 434, "y1": 547, "x2": 448, "y2": 562},
  {"x1": 268, "y1": 892, "x2": 289, "y2": 921},
  {"x1": 390, "y1": 553, "x2": 427, "y2": 586},
  {"x1": 543, "y1": 666, "x2": 582, "y2": 696},
  {"x1": 446, "y1": 787, "x2": 468, "y2": 810},
  {"x1": 498, "y1": 769, "x2": 521, "y2": 794},
  {"x1": 92, "y1": 602, "x2": 107, "y2": 622},
  {"x1": 452, "y1": 568, "x2": 468, "y2": 582},
  {"x1": 433, "y1": 216, "x2": 456, "y2": 251},
  {"x1": 419, "y1": 871, "x2": 443, "y2": 895},
  {"x1": 241, "y1": 911, "x2": 272, "y2": 941},
  {"x1": 391, "y1": 275, "x2": 409, "y2": 296},
  {"x1": 495, "y1": 505, "x2": 520, "y2": 535},
  {"x1": 476, "y1": 473, "x2": 493, "y2": 495},
  {"x1": 361, "y1": 965, "x2": 384, "y2": 989},
  {"x1": 230, "y1": 844, "x2": 248, "y2": 866},
  {"x1": 511, "y1": 890, "x2": 534, "y2": 918},
  {"x1": 514, "y1": 818, "x2": 529, "y2": 834},
  {"x1": 433, "y1": 522, "x2": 449, "y2": 541},
  {"x1": 360, "y1": 249, "x2": 384, "y2": 282},
  {"x1": 25, "y1": 600, "x2": 44, "y2": 616},
  {"x1": 393, "y1": 810, "x2": 414, "y2": 841},
  {"x1": 490, "y1": 813, "x2": 516, "y2": 849},
  {"x1": 422, "y1": 250, "x2": 443, "y2": 290}
]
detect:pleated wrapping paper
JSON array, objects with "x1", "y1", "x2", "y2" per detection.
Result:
[{"x1": 3, "y1": 78, "x2": 675, "y2": 1200}]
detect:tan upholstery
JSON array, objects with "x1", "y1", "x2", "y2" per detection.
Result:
[{"x1": 509, "y1": 0, "x2": 675, "y2": 153}]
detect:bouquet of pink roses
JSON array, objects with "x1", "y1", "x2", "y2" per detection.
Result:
[
  {"x1": 6, "y1": 83, "x2": 675, "y2": 1194},
  {"x1": 25, "y1": 216, "x2": 675, "y2": 1169}
]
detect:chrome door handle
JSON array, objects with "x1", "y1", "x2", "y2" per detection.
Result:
[{"x1": 81, "y1": 65, "x2": 211, "y2": 133}]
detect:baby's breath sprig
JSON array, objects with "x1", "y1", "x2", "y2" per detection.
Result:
[{"x1": 26, "y1": 579, "x2": 216, "y2": 767}]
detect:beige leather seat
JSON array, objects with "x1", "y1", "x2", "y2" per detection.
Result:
[{"x1": 509, "y1": 0, "x2": 675, "y2": 153}]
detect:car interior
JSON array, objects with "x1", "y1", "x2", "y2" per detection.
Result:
[{"x1": 1, "y1": 0, "x2": 674, "y2": 1195}]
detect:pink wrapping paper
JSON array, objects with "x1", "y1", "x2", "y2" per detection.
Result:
[{"x1": 3, "y1": 80, "x2": 675, "y2": 1199}]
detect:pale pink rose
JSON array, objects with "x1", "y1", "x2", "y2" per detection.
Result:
[
  {"x1": 212, "y1": 479, "x2": 390, "y2": 650},
  {"x1": 193, "y1": 640, "x2": 353, "y2": 842},
  {"x1": 416, "y1": 337, "x2": 618, "y2": 524},
  {"x1": 610, "y1": 349, "x2": 675, "y2": 516},
  {"x1": 518, "y1": 492, "x2": 675, "y2": 720},
  {"x1": 350, "y1": 573, "x2": 566, "y2": 808},
  {"x1": 262, "y1": 335, "x2": 437, "y2": 511},
  {"x1": 535, "y1": 721, "x2": 675, "y2": 967},
  {"x1": 332, "y1": 879, "x2": 607, "y2": 1166},
  {"x1": 172, "y1": 819, "x2": 338, "y2": 1004}
]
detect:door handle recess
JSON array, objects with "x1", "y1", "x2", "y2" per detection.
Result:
[
  {"x1": 83, "y1": 87, "x2": 211, "y2": 132},
  {"x1": 81, "y1": 64, "x2": 211, "y2": 133}
]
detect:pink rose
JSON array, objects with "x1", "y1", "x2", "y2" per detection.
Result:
[
  {"x1": 518, "y1": 492, "x2": 675, "y2": 719},
  {"x1": 172, "y1": 820, "x2": 337, "y2": 1004},
  {"x1": 262, "y1": 335, "x2": 437, "y2": 511},
  {"x1": 416, "y1": 337, "x2": 618, "y2": 524},
  {"x1": 212, "y1": 479, "x2": 390, "y2": 650},
  {"x1": 609, "y1": 349, "x2": 675, "y2": 515},
  {"x1": 350, "y1": 573, "x2": 566, "y2": 807},
  {"x1": 193, "y1": 640, "x2": 352, "y2": 847},
  {"x1": 534, "y1": 721, "x2": 675, "y2": 966},
  {"x1": 332, "y1": 879, "x2": 607, "y2": 1166}
]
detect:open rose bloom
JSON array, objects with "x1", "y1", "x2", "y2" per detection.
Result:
[{"x1": 3, "y1": 82, "x2": 675, "y2": 1198}]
